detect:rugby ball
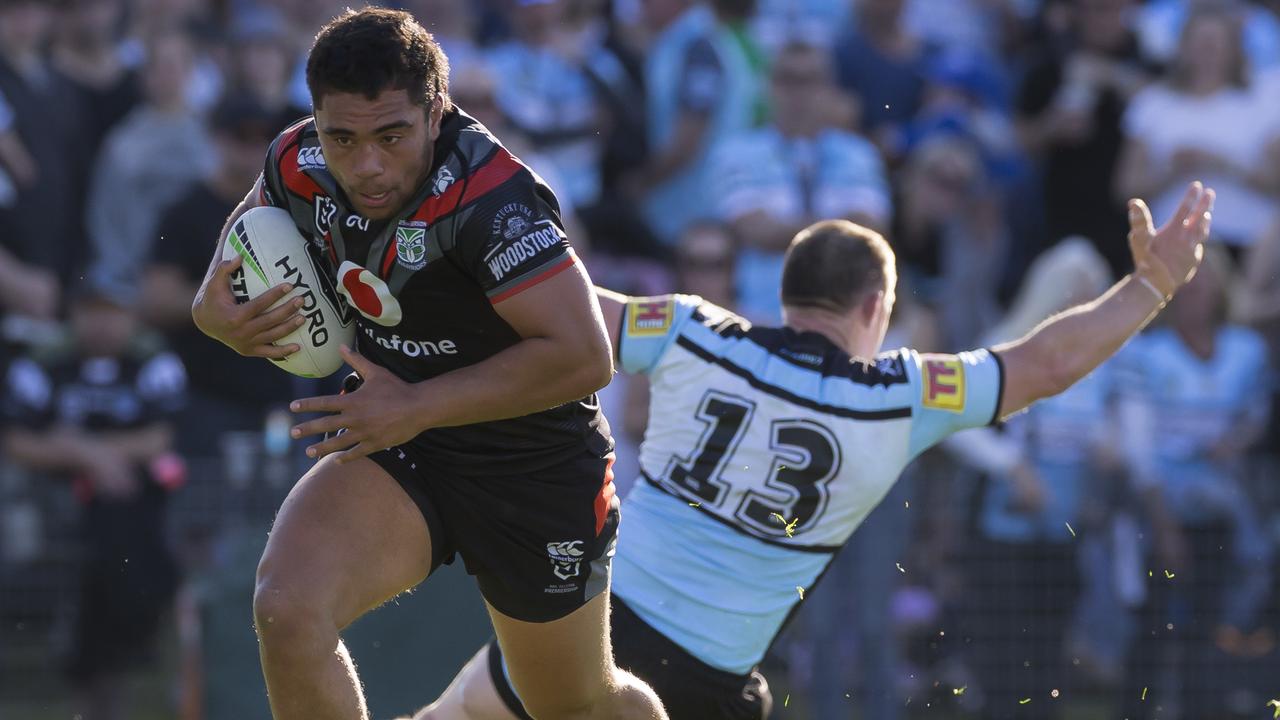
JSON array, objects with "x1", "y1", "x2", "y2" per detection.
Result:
[{"x1": 222, "y1": 206, "x2": 355, "y2": 378}]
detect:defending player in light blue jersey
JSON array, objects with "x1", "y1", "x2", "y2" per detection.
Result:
[{"x1": 407, "y1": 183, "x2": 1215, "y2": 720}]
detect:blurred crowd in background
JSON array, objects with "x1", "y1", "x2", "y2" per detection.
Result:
[{"x1": 1, "y1": 0, "x2": 1279, "y2": 718}]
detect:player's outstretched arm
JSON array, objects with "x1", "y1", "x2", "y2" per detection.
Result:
[
  {"x1": 191, "y1": 177, "x2": 303, "y2": 360},
  {"x1": 992, "y1": 182, "x2": 1214, "y2": 421}
]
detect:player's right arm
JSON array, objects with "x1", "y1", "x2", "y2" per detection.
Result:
[
  {"x1": 992, "y1": 182, "x2": 1214, "y2": 421},
  {"x1": 190, "y1": 174, "x2": 303, "y2": 360}
]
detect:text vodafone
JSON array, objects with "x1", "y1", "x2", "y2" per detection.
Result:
[{"x1": 361, "y1": 325, "x2": 458, "y2": 357}]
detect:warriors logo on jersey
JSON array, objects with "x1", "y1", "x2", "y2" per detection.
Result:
[{"x1": 395, "y1": 221, "x2": 429, "y2": 271}]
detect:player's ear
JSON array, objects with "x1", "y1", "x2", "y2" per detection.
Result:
[
  {"x1": 427, "y1": 93, "x2": 445, "y2": 140},
  {"x1": 857, "y1": 289, "x2": 885, "y2": 329}
]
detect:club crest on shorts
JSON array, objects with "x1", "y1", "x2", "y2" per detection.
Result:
[
  {"x1": 395, "y1": 221, "x2": 429, "y2": 271},
  {"x1": 546, "y1": 540, "x2": 585, "y2": 581}
]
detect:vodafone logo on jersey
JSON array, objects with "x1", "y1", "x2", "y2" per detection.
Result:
[{"x1": 336, "y1": 261, "x2": 402, "y2": 327}]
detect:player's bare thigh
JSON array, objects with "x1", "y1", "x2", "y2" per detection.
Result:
[
  {"x1": 255, "y1": 455, "x2": 434, "y2": 630},
  {"x1": 487, "y1": 592, "x2": 615, "y2": 717}
]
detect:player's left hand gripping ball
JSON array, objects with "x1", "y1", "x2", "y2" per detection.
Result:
[{"x1": 289, "y1": 346, "x2": 423, "y2": 463}]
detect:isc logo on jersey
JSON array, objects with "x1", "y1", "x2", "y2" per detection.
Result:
[
  {"x1": 627, "y1": 299, "x2": 674, "y2": 337},
  {"x1": 297, "y1": 146, "x2": 326, "y2": 170},
  {"x1": 223, "y1": 207, "x2": 355, "y2": 378}
]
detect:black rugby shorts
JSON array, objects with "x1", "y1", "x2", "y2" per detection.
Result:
[{"x1": 369, "y1": 443, "x2": 619, "y2": 623}]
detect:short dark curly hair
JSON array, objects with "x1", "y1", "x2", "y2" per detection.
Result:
[{"x1": 306, "y1": 7, "x2": 451, "y2": 113}]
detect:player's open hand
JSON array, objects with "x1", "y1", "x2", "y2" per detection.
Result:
[
  {"x1": 1126, "y1": 181, "x2": 1215, "y2": 300},
  {"x1": 192, "y1": 254, "x2": 304, "y2": 360},
  {"x1": 288, "y1": 346, "x2": 424, "y2": 463}
]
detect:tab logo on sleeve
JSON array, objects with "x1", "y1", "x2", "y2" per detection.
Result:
[
  {"x1": 627, "y1": 299, "x2": 674, "y2": 336},
  {"x1": 922, "y1": 357, "x2": 966, "y2": 412}
]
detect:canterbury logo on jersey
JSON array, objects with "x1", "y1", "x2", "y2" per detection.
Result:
[
  {"x1": 297, "y1": 146, "x2": 326, "y2": 170},
  {"x1": 336, "y1": 261, "x2": 402, "y2": 327}
]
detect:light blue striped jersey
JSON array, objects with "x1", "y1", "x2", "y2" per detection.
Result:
[{"x1": 612, "y1": 295, "x2": 1004, "y2": 673}]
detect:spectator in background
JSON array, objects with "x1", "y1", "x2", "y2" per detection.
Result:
[
  {"x1": 1136, "y1": 0, "x2": 1280, "y2": 72},
  {"x1": 951, "y1": 239, "x2": 1118, "y2": 719},
  {"x1": 1116, "y1": 7, "x2": 1280, "y2": 253},
  {"x1": 403, "y1": 0, "x2": 483, "y2": 79},
  {"x1": 905, "y1": 49, "x2": 1021, "y2": 184},
  {"x1": 224, "y1": 9, "x2": 309, "y2": 130},
  {"x1": 0, "y1": 87, "x2": 34, "y2": 195},
  {"x1": 87, "y1": 29, "x2": 215, "y2": 291},
  {"x1": 142, "y1": 97, "x2": 293, "y2": 457},
  {"x1": 1237, "y1": 215, "x2": 1280, "y2": 471},
  {"x1": 637, "y1": 0, "x2": 763, "y2": 247},
  {"x1": 52, "y1": 0, "x2": 140, "y2": 161},
  {"x1": 1117, "y1": 248, "x2": 1273, "y2": 719},
  {"x1": 834, "y1": 0, "x2": 932, "y2": 159},
  {"x1": 750, "y1": 0, "x2": 852, "y2": 54},
  {"x1": 1, "y1": 273, "x2": 187, "y2": 720},
  {"x1": 890, "y1": 135, "x2": 1005, "y2": 348},
  {"x1": 485, "y1": 0, "x2": 614, "y2": 212},
  {"x1": 1016, "y1": 0, "x2": 1152, "y2": 278},
  {"x1": 556, "y1": 0, "x2": 660, "y2": 261},
  {"x1": 0, "y1": 0, "x2": 87, "y2": 288},
  {"x1": 121, "y1": 0, "x2": 222, "y2": 112},
  {"x1": 708, "y1": 41, "x2": 888, "y2": 322},
  {"x1": 0, "y1": 84, "x2": 52, "y2": 325},
  {"x1": 902, "y1": 0, "x2": 1012, "y2": 58}
]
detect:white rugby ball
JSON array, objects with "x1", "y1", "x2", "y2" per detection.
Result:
[{"x1": 222, "y1": 206, "x2": 355, "y2": 378}]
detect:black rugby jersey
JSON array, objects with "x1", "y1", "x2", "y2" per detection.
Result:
[{"x1": 258, "y1": 109, "x2": 611, "y2": 472}]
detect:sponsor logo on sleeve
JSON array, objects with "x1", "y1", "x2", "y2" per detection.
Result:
[
  {"x1": 491, "y1": 203, "x2": 535, "y2": 240},
  {"x1": 336, "y1": 261, "x2": 403, "y2": 326},
  {"x1": 395, "y1": 220, "x2": 429, "y2": 270},
  {"x1": 921, "y1": 357, "x2": 966, "y2": 412},
  {"x1": 297, "y1": 145, "x2": 326, "y2": 170},
  {"x1": 482, "y1": 204, "x2": 563, "y2": 283},
  {"x1": 627, "y1": 299, "x2": 674, "y2": 337}
]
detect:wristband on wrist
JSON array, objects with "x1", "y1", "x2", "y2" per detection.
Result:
[{"x1": 1135, "y1": 274, "x2": 1170, "y2": 304}]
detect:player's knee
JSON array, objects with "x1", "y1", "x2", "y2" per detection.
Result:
[
  {"x1": 252, "y1": 579, "x2": 333, "y2": 656},
  {"x1": 519, "y1": 670, "x2": 662, "y2": 720},
  {"x1": 606, "y1": 669, "x2": 666, "y2": 720}
]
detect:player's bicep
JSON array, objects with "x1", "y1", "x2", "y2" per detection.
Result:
[
  {"x1": 492, "y1": 261, "x2": 612, "y2": 375},
  {"x1": 595, "y1": 286, "x2": 628, "y2": 363}
]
